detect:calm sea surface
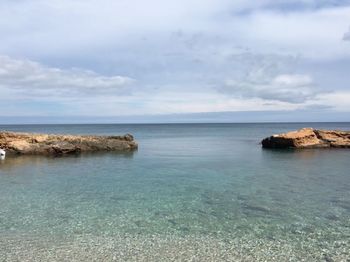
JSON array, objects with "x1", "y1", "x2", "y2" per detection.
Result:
[{"x1": 0, "y1": 123, "x2": 349, "y2": 261}]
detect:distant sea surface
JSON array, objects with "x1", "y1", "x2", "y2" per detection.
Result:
[{"x1": 0, "y1": 123, "x2": 349, "y2": 261}]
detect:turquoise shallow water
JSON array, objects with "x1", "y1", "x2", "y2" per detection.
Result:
[{"x1": 0, "y1": 123, "x2": 349, "y2": 261}]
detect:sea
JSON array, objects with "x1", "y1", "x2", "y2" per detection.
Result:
[{"x1": 0, "y1": 123, "x2": 349, "y2": 261}]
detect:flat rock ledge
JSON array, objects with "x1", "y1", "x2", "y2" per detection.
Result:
[
  {"x1": 0, "y1": 131, "x2": 138, "y2": 156},
  {"x1": 262, "y1": 128, "x2": 350, "y2": 149}
]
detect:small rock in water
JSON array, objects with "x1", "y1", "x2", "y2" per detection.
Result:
[
  {"x1": 330, "y1": 198, "x2": 350, "y2": 211},
  {"x1": 324, "y1": 212, "x2": 340, "y2": 221},
  {"x1": 242, "y1": 203, "x2": 271, "y2": 213},
  {"x1": 167, "y1": 219, "x2": 177, "y2": 226},
  {"x1": 323, "y1": 253, "x2": 334, "y2": 262}
]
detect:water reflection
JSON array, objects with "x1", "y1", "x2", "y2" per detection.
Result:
[
  {"x1": 0, "y1": 151, "x2": 136, "y2": 171},
  {"x1": 262, "y1": 147, "x2": 348, "y2": 160}
]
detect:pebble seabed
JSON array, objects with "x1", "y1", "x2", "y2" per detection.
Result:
[{"x1": 1, "y1": 230, "x2": 349, "y2": 261}]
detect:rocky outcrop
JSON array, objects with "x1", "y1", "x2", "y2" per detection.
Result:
[
  {"x1": 0, "y1": 131, "x2": 138, "y2": 156},
  {"x1": 262, "y1": 128, "x2": 350, "y2": 149}
]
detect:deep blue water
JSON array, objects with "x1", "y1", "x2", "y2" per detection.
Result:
[{"x1": 0, "y1": 123, "x2": 349, "y2": 260}]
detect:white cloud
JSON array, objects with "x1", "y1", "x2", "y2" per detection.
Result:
[
  {"x1": 141, "y1": 91, "x2": 300, "y2": 114},
  {"x1": 308, "y1": 91, "x2": 350, "y2": 111},
  {"x1": 272, "y1": 74, "x2": 313, "y2": 87},
  {"x1": 0, "y1": 56, "x2": 133, "y2": 97}
]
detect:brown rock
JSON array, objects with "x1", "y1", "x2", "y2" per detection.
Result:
[
  {"x1": 261, "y1": 128, "x2": 350, "y2": 149},
  {"x1": 0, "y1": 131, "x2": 138, "y2": 156}
]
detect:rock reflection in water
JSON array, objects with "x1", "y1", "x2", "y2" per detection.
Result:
[{"x1": 0, "y1": 151, "x2": 136, "y2": 172}]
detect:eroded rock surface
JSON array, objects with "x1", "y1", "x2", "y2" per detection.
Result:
[
  {"x1": 261, "y1": 128, "x2": 350, "y2": 149},
  {"x1": 0, "y1": 131, "x2": 138, "y2": 155}
]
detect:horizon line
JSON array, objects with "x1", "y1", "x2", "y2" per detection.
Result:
[{"x1": 1, "y1": 121, "x2": 350, "y2": 126}]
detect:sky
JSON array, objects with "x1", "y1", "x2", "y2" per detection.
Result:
[{"x1": 0, "y1": 0, "x2": 349, "y2": 123}]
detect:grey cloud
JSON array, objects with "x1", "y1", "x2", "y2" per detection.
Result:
[
  {"x1": 260, "y1": 0, "x2": 350, "y2": 13},
  {"x1": 303, "y1": 104, "x2": 333, "y2": 110},
  {"x1": 224, "y1": 74, "x2": 316, "y2": 103},
  {"x1": 343, "y1": 27, "x2": 350, "y2": 40},
  {"x1": 219, "y1": 53, "x2": 320, "y2": 103}
]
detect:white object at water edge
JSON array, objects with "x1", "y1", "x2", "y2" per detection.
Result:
[{"x1": 0, "y1": 149, "x2": 5, "y2": 160}]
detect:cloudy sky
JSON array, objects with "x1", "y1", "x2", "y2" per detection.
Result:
[{"x1": 0, "y1": 0, "x2": 349, "y2": 123}]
